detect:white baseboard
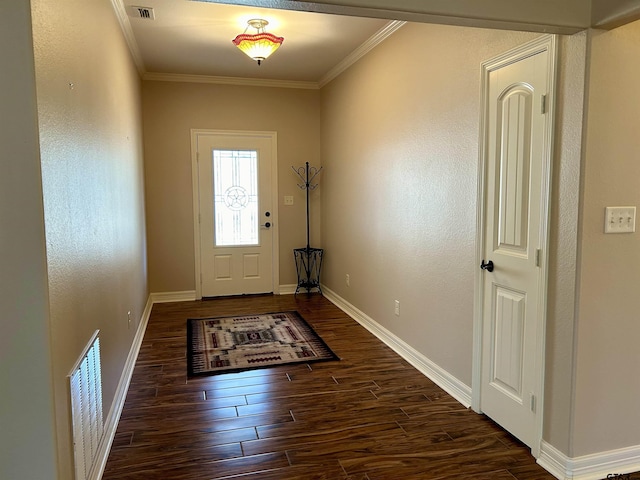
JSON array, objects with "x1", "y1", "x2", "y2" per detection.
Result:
[
  {"x1": 539, "y1": 440, "x2": 640, "y2": 480},
  {"x1": 96, "y1": 288, "x2": 640, "y2": 480},
  {"x1": 150, "y1": 289, "x2": 296, "y2": 299},
  {"x1": 93, "y1": 295, "x2": 153, "y2": 480},
  {"x1": 538, "y1": 441, "x2": 576, "y2": 480},
  {"x1": 278, "y1": 284, "x2": 297, "y2": 295},
  {"x1": 149, "y1": 290, "x2": 197, "y2": 303},
  {"x1": 150, "y1": 288, "x2": 298, "y2": 299},
  {"x1": 321, "y1": 285, "x2": 472, "y2": 408},
  {"x1": 322, "y1": 287, "x2": 640, "y2": 480}
]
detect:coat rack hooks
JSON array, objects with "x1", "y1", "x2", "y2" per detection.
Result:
[
  {"x1": 291, "y1": 162, "x2": 323, "y2": 294},
  {"x1": 292, "y1": 163, "x2": 323, "y2": 192}
]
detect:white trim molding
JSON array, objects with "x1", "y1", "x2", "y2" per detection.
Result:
[
  {"x1": 190, "y1": 130, "x2": 279, "y2": 299},
  {"x1": 140, "y1": 21, "x2": 404, "y2": 90},
  {"x1": 278, "y1": 284, "x2": 297, "y2": 295},
  {"x1": 87, "y1": 288, "x2": 640, "y2": 480},
  {"x1": 143, "y1": 72, "x2": 319, "y2": 90},
  {"x1": 472, "y1": 34, "x2": 558, "y2": 458},
  {"x1": 149, "y1": 291, "x2": 197, "y2": 303},
  {"x1": 318, "y1": 21, "x2": 405, "y2": 87},
  {"x1": 109, "y1": 0, "x2": 145, "y2": 75},
  {"x1": 539, "y1": 440, "x2": 640, "y2": 480},
  {"x1": 93, "y1": 295, "x2": 153, "y2": 480},
  {"x1": 322, "y1": 286, "x2": 472, "y2": 408}
]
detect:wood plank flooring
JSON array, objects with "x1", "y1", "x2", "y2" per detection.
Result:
[{"x1": 102, "y1": 294, "x2": 556, "y2": 480}]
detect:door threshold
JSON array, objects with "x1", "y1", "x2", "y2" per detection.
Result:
[{"x1": 201, "y1": 292, "x2": 275, "y2": 301}]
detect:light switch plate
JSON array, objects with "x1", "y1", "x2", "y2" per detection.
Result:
[
  {"x1": 605, "y1": 206, "x2": 636, "y2": 233},
  {"x1": 284, "y1": 195, "x2": 294, "y2": 206}
]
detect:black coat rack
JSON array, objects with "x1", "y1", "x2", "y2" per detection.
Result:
[{"x1": 292, "y1": 162, "x2": 323, "y2": 294}]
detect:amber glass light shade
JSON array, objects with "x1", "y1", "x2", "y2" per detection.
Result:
[{"x1": 232, "y1": 19, "x2": 284, "y2": 65}]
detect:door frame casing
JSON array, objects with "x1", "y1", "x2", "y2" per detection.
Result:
[
  {"x1": 191, "y1": 129, "x2": 280, "y2": 299},
  {"x1": 471, "y1": 35, "x2": 557, "y2": 458}
]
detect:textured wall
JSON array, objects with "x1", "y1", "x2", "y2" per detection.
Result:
[
  {"x1": 573, "y1": 20, "x2": 640, "y2": 456},
  {"x1": 320, "y1": 22, "x2": 540, "y2": 387},
  {"x1": 320, "y1": 23, "x2": 590, "y2": 457},
  {"x1": 0, "y1": 1, "x2": 58, "y2": 478},
  {"x1": 543, "y1": 31, "x2": 588, "y2": 455},
  {"x1": 142, "y1": 81, "x2": 321, "y2": 293},
  {"x1": 31, "y1": 0, "x2": 147, "y2": 477}
]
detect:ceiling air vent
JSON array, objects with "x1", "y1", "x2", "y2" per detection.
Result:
[{"x1": 130, "y1": 6, "x2": 155, "y2": 20}]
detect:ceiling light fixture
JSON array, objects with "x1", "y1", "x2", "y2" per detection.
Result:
[{"x1": 232, "y1": 19, "x2": 284, "y2": 66}]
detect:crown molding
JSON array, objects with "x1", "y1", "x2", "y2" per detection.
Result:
[
  {"x1": 111, "y1": 3, "x2": 404, "y2": 89},
  {"x1": 593, "y1": 4, "x2": 640, "y2": 29},
  {"x1": 319, "y1": 20, "x2": 406, "y2": 87},
  {"x1": 143, "y1": 20, "x2": 405, "y2": 89},
  {"x1": 110, "y1": 0, "x2": 146, "y2": 75},
  {"x1": 143, "y1": 72, "x2": 320, "y2": 90}
]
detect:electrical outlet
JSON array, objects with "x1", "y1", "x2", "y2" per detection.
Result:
[
  {"x1": 346, "y1": 274, "x2": 350, "y2": 287},
  {"x1": 284, "y1": 195, "x2": 294, "y2": 206},
  {"x1": 394, "y1": 300, "x2": 400, "y2": 316}
]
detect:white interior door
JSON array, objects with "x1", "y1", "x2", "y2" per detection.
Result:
[
  {"x1": 476, "y1": 37, "x2": 555, "y2": 451},
  {"x1": 193, "y1": 131, "x2": 277, "y2": 297}
]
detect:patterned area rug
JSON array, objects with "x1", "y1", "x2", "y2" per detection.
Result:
[{"x1": 187, "y1": 311, "x2": 339, "y2": 377}]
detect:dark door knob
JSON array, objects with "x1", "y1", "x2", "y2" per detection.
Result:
[
  {"x1": 261, "y1": 222, "x2": 271, "y2": 228},
  {"x1": 265, "y1": 211, "x2": 271, "y2": 217},
  {"x1": 480, "y1": 260, "x2": 494, "y2": 272}
]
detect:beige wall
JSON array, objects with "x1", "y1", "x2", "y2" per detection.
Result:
[
  {"x1": 543, "y1": 32, "x2": 588, "y2": 454},
  {"x1": 321, "y1": 23, "x2": 590, "y2": 456},
  {"x1": 7, "y1": 0, "x2": 640, "y2": 474},
  {"x1": 142, "y1": 81, "x2": 321, "y2": 293},
  {"x1": 573, "y1": 20, "x2": 640, "y2": 456},
  {"x1": 0, "y1": 1, "x2": 58, "y2": 478},
  {"x1": 320, "y1": 22, "x2": 541, "y2": 386},
  {"x1": 31, "y1": 0, "x2": 148, "y2": 477}
]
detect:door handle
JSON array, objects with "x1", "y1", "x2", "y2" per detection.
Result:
[
  {"x1": 480, "y1": 260, "x2": 494, "y2": 272},
  {"x1": 261, "y1": 222, "x2": 271, "y2": 228}
]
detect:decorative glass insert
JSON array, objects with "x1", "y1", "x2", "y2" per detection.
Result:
[{"x1": 213, "y1": 150, "x2": 259, "y2": 246}]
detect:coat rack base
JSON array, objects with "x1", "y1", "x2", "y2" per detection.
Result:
[{"x1": 294, "y1": 247, "x2": 323, "y2": 295}]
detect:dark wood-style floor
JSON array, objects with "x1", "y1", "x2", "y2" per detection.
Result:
[{"x1": 102, "y1": 293, "x2": 557, "y2": 480}]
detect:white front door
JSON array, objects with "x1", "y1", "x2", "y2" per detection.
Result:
[
  {"x1": 476, "y1": 37, "x2": 555, "y2": 451},
  {"x1": 193, "y1": 130, "x2": 278, "y2": 297}
]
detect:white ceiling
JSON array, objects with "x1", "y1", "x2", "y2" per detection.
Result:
[
  {"x1": 116, "y1": 0, "x2": 640, "y2": 87},
  {"x1": 119, "y1": 0, "x2": 392, "y2": 85}
]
